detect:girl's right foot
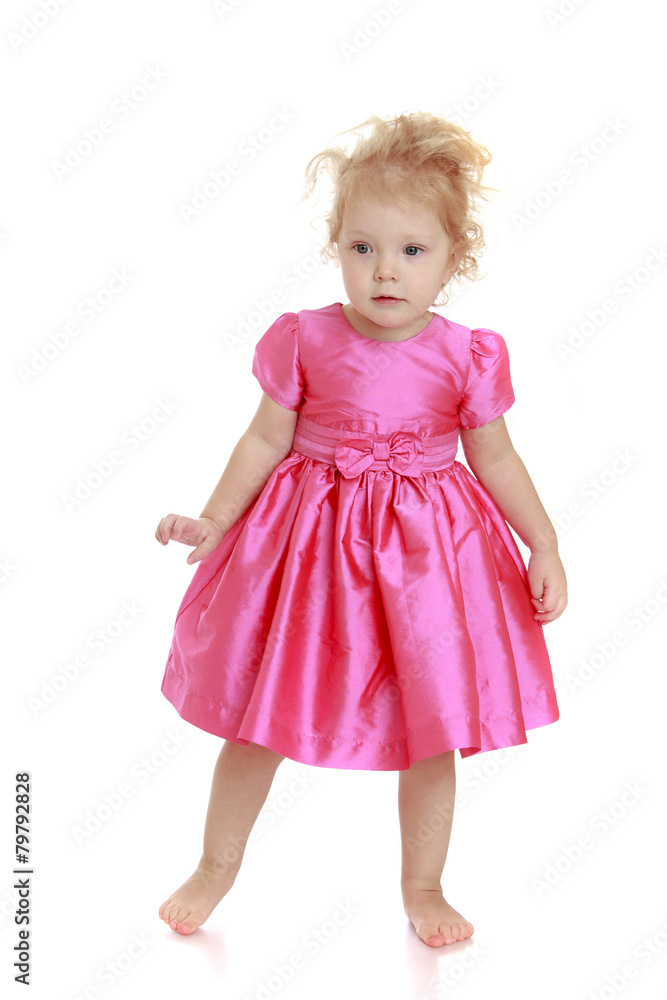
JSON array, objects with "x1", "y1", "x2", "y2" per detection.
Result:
[{"x1": 158, "y1": 861, "x2": 237, "y2": 934}]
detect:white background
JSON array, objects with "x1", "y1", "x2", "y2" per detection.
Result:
[{"x1": 3, "y1": 0, "x2": 666, "y2": 997}]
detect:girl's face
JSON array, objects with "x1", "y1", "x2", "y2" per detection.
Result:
[{"x1": 337, "y1": 193, "x2": 458, "y2": 340}]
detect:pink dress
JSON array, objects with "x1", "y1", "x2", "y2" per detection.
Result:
[{"x1": 160, "y1": 302, "x2": 559, "y2": 770}]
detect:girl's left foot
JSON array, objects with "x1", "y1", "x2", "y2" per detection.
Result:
[
  {"x1": 158, "y1": 862, "x2": 236, "y2": 934},
  {"x1": 401, "y1": 883, "x2": 474, "y2": 947}
]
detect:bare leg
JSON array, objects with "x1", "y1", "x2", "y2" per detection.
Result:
[
  {"x1": 398, "y1": 749, "x2": 474, "y2": 947},
  {"x1": 159, "y1": 739, "x2": 285, "y2": 934}
]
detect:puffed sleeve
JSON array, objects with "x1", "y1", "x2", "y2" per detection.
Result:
[
  {"x1": 252, "y1": 311, "x2": 305, "y2": 411},
  {"x1": 457, "y1": 328, "x2": 515, "y2": 429}
]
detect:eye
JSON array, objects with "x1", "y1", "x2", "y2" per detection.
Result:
[
  {"x1": 404, "y1": 245, "x2": 423, "y2": 256},
  {"x1": 352, "y1": 243, "x2": 371, "y2": 254}
]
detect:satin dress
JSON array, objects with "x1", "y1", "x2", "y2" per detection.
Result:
[{"x1": 160, "y1": 302, "x2": 559, "y2": 770}]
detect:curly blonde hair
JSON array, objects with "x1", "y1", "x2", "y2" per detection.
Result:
[{"x1": 303, "y1": 112, "x2": 497, "y2": 305}]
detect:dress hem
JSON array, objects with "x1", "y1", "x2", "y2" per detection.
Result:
[{"x1": 161, "y1": 663, "x2": 560, "y2": 772}]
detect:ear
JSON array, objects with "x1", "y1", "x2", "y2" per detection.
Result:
[{"x1": 443, "y1": 245, "x2": 460, "y2": 286}]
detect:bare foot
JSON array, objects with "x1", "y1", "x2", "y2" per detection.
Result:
[
  {"x1": 158, "y1": 862, "x2": 236, "y2": 935},
  {"x1": 402, "y1": 885, "x2": 474, "y2": 947}
]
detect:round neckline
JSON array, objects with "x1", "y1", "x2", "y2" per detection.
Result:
[{"x1": 335, "y1": 302, "x2": 438, "y2": 343}]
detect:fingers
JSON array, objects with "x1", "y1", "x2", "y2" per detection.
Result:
[
  {"x1": 155, "y1": 514, "x2": 200, "y2": 546},
  {"x1": 186, "y1": 542, "x2": 212, "y2": 565},
  {"x1": 156, "y1": 514, "x2": 224, "y2": 563},
  {"x1": 530, "y1": 578, "x2": 566, "y2": 621},
  {"x1": 155, "y1": 513, "x2": 180, "y2": 544},
  {"x1": 186, "y1": 536, "x2": 213, "y2": 564},
  {"x1": 186, "y1": 527, "x2": 227, "y2": 563},
  {"x1": 532, "y1": 593, "x2": 567, "y2": 623},
  {"x1": 527, "y1": 550, "x2": 568, "y2": 624}
]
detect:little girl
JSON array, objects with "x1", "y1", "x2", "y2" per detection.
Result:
[{"x1": 155, "y1": 112, "x2": 567, "y2": 948}]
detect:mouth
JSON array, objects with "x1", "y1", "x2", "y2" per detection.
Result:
[{"x1": 373, "y1": 295, "x2": 404, "y2": 303}]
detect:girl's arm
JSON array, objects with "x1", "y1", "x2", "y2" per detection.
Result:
[
  {"x1": 156, "y1": 393, "x2": 297, "y2": 563},
  {"x1": 200, "y1": 392, "x2": 298, "y2": 532},
  {"x1": 459, "y1": 416, "x2": 567, "y2": 623}
]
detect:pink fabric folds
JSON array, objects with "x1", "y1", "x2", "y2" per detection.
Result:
[
  {"x1": 160, "y1": 303, "x2": 559, "y2": 771},
  {"x1": 292, "y1": 414, "x2": 460, "y2": 478}
]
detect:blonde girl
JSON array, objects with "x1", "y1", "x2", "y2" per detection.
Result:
[{"x1": 156, "y1": 112, "x2": 567, "y2": 947}]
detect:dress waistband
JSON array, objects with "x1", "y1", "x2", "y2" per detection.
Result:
[{"x1": 292, "y1": 414, "x2": 458, "y2": 478}]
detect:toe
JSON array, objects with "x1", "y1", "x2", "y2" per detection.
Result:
[
  {"x1": 453, "y1": 920, "x2": 473, "y2": 941},
  {"x1": 438, "y1": 924, "x2": 456, "y2": 944},
  {"x1": 166, "y1": 905, "x2": 200, "y2": 934},
  {"x1": 166, "y1": 905, "x2": 184, "y2": 927},
  {"x1": 420, "y1": 923, "x2": 447, "y2": 947},
  {"x1": 173, "y1": 919, "x2": 198, "y2": 935}
]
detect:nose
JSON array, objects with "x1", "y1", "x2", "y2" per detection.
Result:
[{"x1": 374, "y1": 254, "x2": 399, "y2": 281}]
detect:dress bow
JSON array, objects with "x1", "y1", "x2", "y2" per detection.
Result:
[{"x1": 333, "y1": 432, "x2": 424, "y2": 478}]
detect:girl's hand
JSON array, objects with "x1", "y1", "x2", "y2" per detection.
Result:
[
  {"x1": 155, "y1": 514, "x2": 225, "y2": 565},
  {"x1": 527, "y1": 548, "x2": 568, "y2": 623}
]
